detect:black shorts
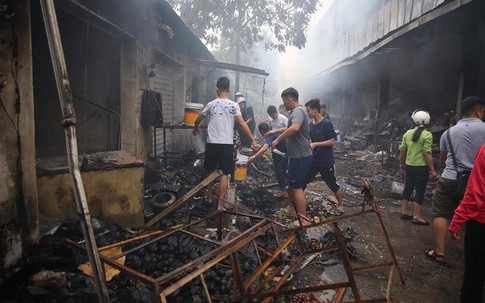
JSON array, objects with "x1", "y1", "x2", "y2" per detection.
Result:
[
  {"x1": 287, "y1": 156, "x2": 313, "y2": 189},
  {"x1": 402, "y1": 165, "x2": 429, "y2": 204},
  {"x1": 306, "y1": 161, "x2": 340, "y2": 193},
  {"x1": 204, "y1": 143, "x2": 234, "y2": 175}
]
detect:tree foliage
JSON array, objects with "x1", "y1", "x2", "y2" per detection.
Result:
[{"x1": 167, "y1": 0, "x2": 320, "y2": 52}]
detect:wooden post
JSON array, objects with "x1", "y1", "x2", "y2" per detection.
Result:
[{"x1": 40, "y1": 1, "x2": 110, "y2": 302}]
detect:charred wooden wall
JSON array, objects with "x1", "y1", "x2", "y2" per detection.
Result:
[{"x1": 0, "y1": 0, "x2": 38, "y2": 268}]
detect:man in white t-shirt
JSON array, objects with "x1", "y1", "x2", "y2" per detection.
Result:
[
  {"x1": 193, "y1": 77, "x2": 257, "y2": 211},
  {"x1": 267, "y1": 105, "x2": 288, "y2": 130}
]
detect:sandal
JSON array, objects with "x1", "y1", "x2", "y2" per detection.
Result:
[
  {"x1": 400, "y1": 214, "x2": 413, "y2": 220},
  {"x1": 273, "y1": 192, "x2": 288, "y2": 198},
  {"x1": 287, "y1": 220, "x2": 309, "y2": 229},
  {"x1": 276, "y1": 209, "x2": 297, "y2": 217},
  {"x1": 424, "y1": 249, "x2": 446, "y2": 264},
  {"x1": 412, "y1": 218, "x2": 429, "y2": 225}
]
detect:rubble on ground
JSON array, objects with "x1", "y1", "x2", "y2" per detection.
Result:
[{"x1": 1, "y1": 119, "x2": 448, "y2": 302}]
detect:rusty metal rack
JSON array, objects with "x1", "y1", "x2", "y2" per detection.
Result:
[
  {"x1": 66, "y1": 206, "x2": 403, "y2": 303},
  {"x1": 274, "y1": 205, "x2": 405, "y2": 303},
  {"x1": 66, "y1": 178, "x2": 404, "y2": 303},
  {"x1": 66, "y1": 210, "x2": 289, "y2": 303},
  {"x1": 153, "y1": 124, "x2": 207, "y2": 166}
]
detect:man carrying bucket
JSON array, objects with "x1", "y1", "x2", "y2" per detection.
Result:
[
  {"x1": 193, "y1": 77, "x2": 257, "y2": 211},
  {"x1": 271, "y1": 88, "x2": 313, "y2": 226}
]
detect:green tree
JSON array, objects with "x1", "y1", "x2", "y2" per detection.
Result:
[{"x1": 167, "y1": 0, "x2": 320, "y2": 90}]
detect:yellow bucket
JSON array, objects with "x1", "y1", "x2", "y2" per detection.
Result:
[
  {"x1": 184, "y1": 102, "x2": 204, "y2": 126},
  {"x1": 234, "y1": 160, "x2": 248, "y2": 180}
]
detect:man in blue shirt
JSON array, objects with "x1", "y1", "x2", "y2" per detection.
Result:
[
  {"x1": 248, "y1": 122, "x2": 287, "y2": 197},
  {"x1": 305, "y1": 98, "x2": 344, "y2": 214}
]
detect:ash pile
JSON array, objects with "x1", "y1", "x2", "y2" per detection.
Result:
[{"x1": 0, "y1": 149, "x2": 382, "y2": 303}]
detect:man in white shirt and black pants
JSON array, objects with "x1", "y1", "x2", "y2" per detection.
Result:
[{"x1": 193, "y1": 77, "x2": 257, "y2": 211}]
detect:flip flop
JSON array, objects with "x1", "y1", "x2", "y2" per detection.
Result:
[
  {"x1": 424, "y1": 249, "x2": 446, "y2": 264},
  {"x1": 273, "y1": 192, "x2": 288, "y2": 198},
  {"x1": 287, "y1": 220, "x2": 309, "y2": 229},
  {"x1": 413, "y1": 218, "x2": 429, "y2": 225},
  {"x1": 276, "y1": 210, "x2": 297, "y2": 217},
  {"x1": 400, "y1": 214, "x2": 413, "y2": 220}
]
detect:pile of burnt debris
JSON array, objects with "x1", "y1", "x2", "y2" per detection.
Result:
[
  {"x1": 0, "y1": 138, "x2": 413, "y2": 303},
  {"x1": 0, "y1": 150, "x2": 370, "y2": 303}
]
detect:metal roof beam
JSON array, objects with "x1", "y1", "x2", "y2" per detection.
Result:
[{"x1": 194, "y1": 59, "x2": 269, "y2": 76}]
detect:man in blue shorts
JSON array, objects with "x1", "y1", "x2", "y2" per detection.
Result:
[
  {"x1": 193, "y1": 77, "x2": 257, "y2": 211},
  {"x1": 305, "y1": 99, "x2": 344, "y2": 214},
  {"x1": 272, "y1": 88, "x2": 312, "y2": 223},
  {"x1": 248, "y1": 122, "x2": 287, "y2": 197}
]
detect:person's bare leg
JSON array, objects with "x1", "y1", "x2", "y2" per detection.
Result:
[
  {"x1": 286, "y1": 188, "x2": 296, "y2": 214},
  {"x1": 335, "y1": 188, "x2": 344, "y2": 210},
  {"x1": 292, "y1": 188, "x2": 308, "y2": 225},
  {"x1": 413, "y1": 203, "x2": 425, "y2": 221},
  {"x1": 217, "y1": 174, "x2": 228, "y2": 211},
  {"x1": 432, "y1": 217, "x2": 448, "y2": 256},
  {"x1": 401, "y1": 199, "x2": 409, "y2": 215},
  {"x1": 206, "y1": 170, "x2": 215, "y2": 203}
]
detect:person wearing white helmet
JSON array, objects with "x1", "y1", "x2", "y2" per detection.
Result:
[
  {"x1": 399, "y1": 110, "x2": 438, "y2": 225},
  {"x1": 425, "y1": 96, "x2": 485, "y2": 265},
  {"x1": 235, "y1": 91, "x2": 244, "y2": 102}
]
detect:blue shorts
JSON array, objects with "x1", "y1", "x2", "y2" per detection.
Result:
[{"x1": 287, "y1": 156, "x2": 313, "y2": 189}]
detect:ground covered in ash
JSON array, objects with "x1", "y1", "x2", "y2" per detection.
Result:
[{"x1": 0, "y1": 144, "x2": 464, "y2": 303}]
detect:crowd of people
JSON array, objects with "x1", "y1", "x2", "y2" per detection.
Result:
[
  {"x1": 391, "y1": 96, "x2": 485, "y2": 302},
  {"x1": 193, "y1": 76, "x2": 485, "y2": 302},
  {"x1": 193, "y1": 77, "x2": 342, "y2": 223}
]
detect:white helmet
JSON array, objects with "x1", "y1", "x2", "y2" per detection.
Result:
[
  {"x1": 412, "y1": 110, "x2": 431, "y2": 126},
  {"x1": 235, "y1": 92, "x2": 244, "y2": 97}
]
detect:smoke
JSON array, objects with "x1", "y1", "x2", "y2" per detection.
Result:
[{"x1": 237, "y1": 0, "x2": 383, "y2": 117}]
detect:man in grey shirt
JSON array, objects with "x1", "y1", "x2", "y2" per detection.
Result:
[
  {"x1": 425, "y1": 96, "x2": 485, "y2": 264},
  {"x1": 272, "y1": 88, "x2": 312, "y2": 226}
]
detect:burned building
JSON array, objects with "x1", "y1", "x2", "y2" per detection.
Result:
[
  {"x1": 305, "y1": 0, "x2": 485, "y2": 143},
  {"x1": 0, "y1": 0, "x2": 249, "y2": 268}
]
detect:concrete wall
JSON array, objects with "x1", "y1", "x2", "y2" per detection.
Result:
[
  {"x1": 0, "y1": 0, "x2": 38, "y2": 268},
  {"x1": 37, "y1": 151, "x2": 144, "y2": 227}
]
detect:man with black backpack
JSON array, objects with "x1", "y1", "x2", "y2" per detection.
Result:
[{"x1": 424, "y1": 96, "x2": 485, "y2": 264}]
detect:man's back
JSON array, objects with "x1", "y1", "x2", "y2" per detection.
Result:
[
  {"x1": 441, "y1": 117, "x2": 485, "y2": 180},
  {"x1": 201, "y1": 98, "x2": 240, "y2": 144}
]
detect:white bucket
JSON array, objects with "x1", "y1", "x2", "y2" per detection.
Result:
[
  {"x1": 184, "y1": 102, "x2": 204, "y2": 126},
  {"x1": 213, "y1": 182, "x2": 238, "y2": 209}
]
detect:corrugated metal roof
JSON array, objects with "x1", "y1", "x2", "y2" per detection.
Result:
[{"x1": 316, "y1": 0, "x2": 475, "y2": 76}]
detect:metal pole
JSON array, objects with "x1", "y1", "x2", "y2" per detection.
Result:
[{"x1": 40, "y1": 1, "x2": 110, "y2": 302}]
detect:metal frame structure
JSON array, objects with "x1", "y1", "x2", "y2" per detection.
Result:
[
  {"x1": 66, "y1": 211, "x2": 284, "y2": 303},
  {"x1": 275, "y1": 204, "x2": 405, "y2": 303},
  {"x1": 67, "y1": 201, "x2": 404, "y2": 303},
  {"x1": 152, "y1": 124, "x2": 207, "y2": 166}
]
